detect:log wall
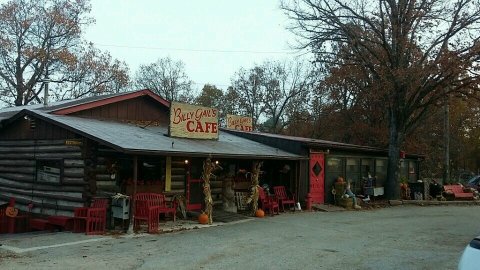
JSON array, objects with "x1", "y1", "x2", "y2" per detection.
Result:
[{"x1": 0, "y1": 140, "x2": 87, "y2": 217}]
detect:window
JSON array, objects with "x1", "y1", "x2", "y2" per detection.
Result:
[
  {"x1": 346, "y1": 158, "x2": 361, "y2": 194},
  {"x1": 408, "y1": 161, "x2": 417, "y2": 182},
  {"x1": 400, "y1": 160, "x2": 409, "y2": 181},
  {"x1": 361, "y1": 159, "x2": 374, "y2": 178},
  {"x1": 325, "y1": 157, "x2": 345, "y2": 204},
  {"x1": 140, "y1": 159, "x2": 165, "y2": 181},
  {"x1": 36, "y1": 159, "x2": 63, "y2": 184},
  {"x1": 375, "y1": 159, "x2": 387, "y2": 187},
  {"x1": 326, "y1": 157, "x2": 343, "y2": 173}
]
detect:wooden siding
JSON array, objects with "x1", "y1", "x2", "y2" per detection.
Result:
[
  {"x1": 0, "y1": 117, "x2": 76, "y2": 140},
  {"x1": 298, "y1": 160, "x2": 309, "y2": 204},
  {"x1": 0, "y1": 140, "x2": 87, "y2": 217},
  {"x1": 69, "y1": 96, "x2": 169, "y2": 125}
]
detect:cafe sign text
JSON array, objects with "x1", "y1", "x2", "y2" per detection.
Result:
[{"x1": 169, "y1": 102, "x2": 219, "y2": 140}]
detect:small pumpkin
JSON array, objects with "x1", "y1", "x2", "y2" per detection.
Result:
[
  {"x1": 198, "y1": 212, "x2": 209, "y2": 224},
  {"x1": 255, "y1": 209, "x2": 265, "y2": 218}
]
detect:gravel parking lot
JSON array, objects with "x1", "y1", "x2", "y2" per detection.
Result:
[{"x1": 1, "y1": 205, "x2": 479, "y2": 270}]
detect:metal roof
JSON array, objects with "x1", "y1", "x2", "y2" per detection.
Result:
[
  {"x1": 223, "y1": 128, "x2": 385, "y2": 151},
  {"x1": 222, "y1": 128, "x2": 425, "y2": 158},
  {"x1": 29, "y1": 110, "x2": 302, "y2": 160}
]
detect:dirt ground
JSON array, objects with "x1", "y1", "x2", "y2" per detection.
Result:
[{"x1": 1, "y1": 204, "x2": 479, "y2": 270}]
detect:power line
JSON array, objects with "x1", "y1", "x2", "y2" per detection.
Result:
[
  {"x1": 191, "y1": 82, "x2": 230, "y2": 88},
  {"x1": 93, "y1": 43, "x2": 296, "y2": 55}
]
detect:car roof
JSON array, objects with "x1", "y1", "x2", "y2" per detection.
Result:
[{"x1": 467, "y1": 175, "x2": 480, "y2": 184}]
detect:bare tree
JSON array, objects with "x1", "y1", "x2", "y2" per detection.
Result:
[
  {"x1": 262, "y1": 60, "x2": 314, "y2": 133},
  {"x1": 54, "y1": 44, "x2": 129, "y2": 100},
  {"x1": 231, "y1": 61, "x2": 313, "y2": 131},
  {"x1": 282, "y1": 0, "x2": 480, "y2": 199},
  {"x1": 134, "y1": 57, "x2": 193, "y2": 102}
]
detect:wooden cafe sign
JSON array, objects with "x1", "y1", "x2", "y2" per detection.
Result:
[
  {"x1": 226, "y1": 114, "x2": 253, "y2": 131},
  {"x1": 169, "y1": 102, "x2": 219, "y2": 140}
]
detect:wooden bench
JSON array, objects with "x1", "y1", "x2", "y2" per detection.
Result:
[
  {"x1": 134, "y1": 193, "x2": 176, "y2": 233},
  {"x1": 443, "y1": 184, "x2": 474, "y2": 200},
  {"x1": 30, "y1": 218, "x2": 54, "y2": 231},
  {"x1": 48, "y1": 216, "x2": 74, "y2": 231}
]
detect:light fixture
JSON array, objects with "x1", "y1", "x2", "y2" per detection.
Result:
[
  {"x1": 184, "y1": 159, "x2": 189, "y2": 164},
  {"x1": 215, "y1": 160, "x2": 219, "y2": 165}
]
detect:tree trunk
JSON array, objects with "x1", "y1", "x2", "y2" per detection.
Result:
[{"x1": 385, "y1": 111, "x2": 402, "y2": 200}]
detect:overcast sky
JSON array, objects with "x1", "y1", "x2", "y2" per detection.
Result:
[{"x1": 85, "y1": 0, "x2": 309, "y2": 93}]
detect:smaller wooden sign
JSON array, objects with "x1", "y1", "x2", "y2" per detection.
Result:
[
  {"x1": 226, "y1": 114, "x2": 253, "y2": 131},
  {"x1": 65, "y1": 139, "x2": 82, "y2": 146}
]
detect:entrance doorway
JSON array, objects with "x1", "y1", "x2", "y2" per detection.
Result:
[{"x1": 308, "y1": 152, "x2": 325, "y2": 205}]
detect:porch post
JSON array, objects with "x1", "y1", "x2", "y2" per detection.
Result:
[{"x1": 127, "y1": 156, "x2": 138, "y2": 233}]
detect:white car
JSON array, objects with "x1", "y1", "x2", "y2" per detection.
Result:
[{"x1": 458, "y1": 236, "x2": 480, "y2": 270}]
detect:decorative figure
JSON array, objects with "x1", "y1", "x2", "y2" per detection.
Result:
[
  {"x1": 222, "y1": 177, "x2": 237, "y2": 212},
  {"x1": 333, "y1": 177, "x2": 361, "y2": 209},
  {"x1": 245, "y1": 161, "x2": 263, "y2": 216},
  {"x1": 345, "y1": 181, "x2": 361, "y2": 209},
  {"x1": 172, "y1": 194, "x2": 187, "y2": 219},
  {"x1": 202, "y1": 157, "x2": 222, "y2": 225}
]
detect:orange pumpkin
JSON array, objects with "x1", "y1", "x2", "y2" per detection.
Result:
[
  {"x1": 198, "y1": 212, "x2": 209, "y2": 224},
  {"x1": 255, "y1": 209, "x2": 265, "y2": 218}
]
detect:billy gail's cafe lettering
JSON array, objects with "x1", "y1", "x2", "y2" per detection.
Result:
[
  {"x1": 227, "y1": 114, "x2": 253, "y2": 131},
  {"x1": 170, "y1": 102, "x2": 219, "y2": 140}
]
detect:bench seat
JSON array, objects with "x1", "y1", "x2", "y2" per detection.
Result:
[{"x1": 443, "y1": 185, "x2": 474, "y2": 200}]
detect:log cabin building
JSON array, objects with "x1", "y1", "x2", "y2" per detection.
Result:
[
  {"x1": 0, "y1": 89, "x2": 302, "y2": 217},
  {"x1": 0, "y1": 89, "x2": 423, "y2": 219}
]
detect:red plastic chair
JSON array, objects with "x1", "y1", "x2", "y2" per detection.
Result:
[
  {"x1": 258, "y1": 187, "x2": 280, "y2": 216},
  {"x1": 74, "y1": 198, "x2": 108, "y2": 235},
  {"x1": 273, "y1": 186, "x2": 296, "y2": 212},
  {"x1": 0, "y1": 201, "x2": 8, "y2": 234}
]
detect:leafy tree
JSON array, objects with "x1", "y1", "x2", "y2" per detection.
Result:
[
  {"x1": 134, "y1": 57, "x2": 193, "y2": 102},
  {"x1": 283, "y1": 0, "x2": 480, "y2": 199},
  {"x1": 195, "y1": 84, "x2": 224, "y2": 108},
  {"x1": 222, "y1": 86, "x2": 241, "y2": 116},
  {"x1": 0, "y1": 0, "x2": 129, "y2": 106},
  {"x1": 195, "y1": 84, "x2": 228, "y2": 125},
  {"x1": 231, "y1": 66, "x2": 265, "y2": 129},
  {"x1": 0, "y1": 0, "x2": 126, "y2": 106}
]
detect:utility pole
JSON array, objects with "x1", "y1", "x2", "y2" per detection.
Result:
[{"x1": 43, "y1": 69, "x2": 51, "y2": 107}]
